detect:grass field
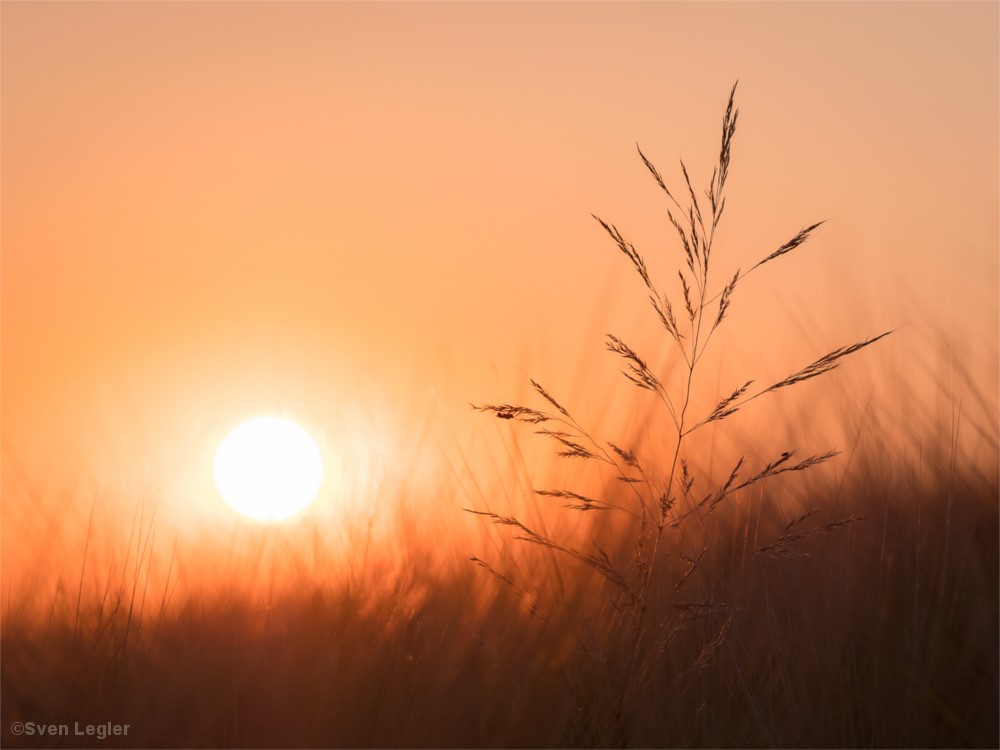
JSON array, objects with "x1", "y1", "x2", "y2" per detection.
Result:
[
  {"x1": 3, "y1": 86, "x2": 997, "y2": 749},
  {"x1": 2, "y1": 408, "x2": 996, "y2": 747}
]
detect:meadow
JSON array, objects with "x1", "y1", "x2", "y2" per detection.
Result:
[
  {"x1": 2, "y1": 393, "x2": 996, "y2": 748},
  {"x1": 3, "y1": 88, "x2": 997, "y2": 749}
]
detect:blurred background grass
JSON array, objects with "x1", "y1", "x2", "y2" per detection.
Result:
[{"x1": 2, "y1": 344, "x2": 996, "y2": 747}]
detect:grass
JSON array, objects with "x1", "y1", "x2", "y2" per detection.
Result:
[
  {"x1": 2, "y1": 86, "x2": 997, "y2": 748},
  {"x1": 470, "y1": 82, "x2": 893, "y2": 742},
  {"x1": 2, "y1": 434, "x2": 996, "y2": 747}
]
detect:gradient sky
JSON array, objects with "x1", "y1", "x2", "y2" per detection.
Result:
[{"x1": 2, "y1": 2, "x2": 997, "y2": 582}]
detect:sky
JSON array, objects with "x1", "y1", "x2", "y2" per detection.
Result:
[{"x1": 2, "y1": 1, "x2": 997, "y2": 592}]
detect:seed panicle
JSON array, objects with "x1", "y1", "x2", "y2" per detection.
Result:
[{"x1": 470, "y1": 82, "x2": 891, "y2": 722}]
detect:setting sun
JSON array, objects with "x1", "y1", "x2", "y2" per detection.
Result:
[{"x1": 213, "y1": 417, "x2": 324, "y2": 521}]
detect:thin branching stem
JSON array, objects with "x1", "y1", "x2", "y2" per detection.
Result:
[
  {"x1": 472, "y1": 81, "x2": 889, "y2": 739},
  {"x1": 615, "y1": 144, "x2": 721, "y2": 721}
]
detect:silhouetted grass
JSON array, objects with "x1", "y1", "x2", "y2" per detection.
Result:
[
  {"x1": 2, "y1": 86, "x2": 997, "y2": 749},
  {"x1": 471, "y1": 83, "x2": 894, "y2": 742},
  {"x1": 2, "y1": 428, "x2": 996, "y2": 747}
]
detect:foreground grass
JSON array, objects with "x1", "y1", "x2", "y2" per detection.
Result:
[{"x1": 2, "y1": 441, "x2": 996, "y2": 748}]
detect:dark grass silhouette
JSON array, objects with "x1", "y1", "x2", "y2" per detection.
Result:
[
  {"x1": 2, "y1": 86, "x2": 997, "y2": 749},
  {"x1": 471, "y1": 83, "x2": 893, "y2": 744},
  {"x1": 2, "y1": 435, "x2": 996, "y2": 747}
]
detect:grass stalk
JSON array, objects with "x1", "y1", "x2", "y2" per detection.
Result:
[{"x1": 473, "y1": 81, "x2": 893, "y2": 741}]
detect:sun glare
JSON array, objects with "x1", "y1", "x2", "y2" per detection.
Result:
[{"x1": 213, "y1": 417, "x2": 324, "y2": 521}]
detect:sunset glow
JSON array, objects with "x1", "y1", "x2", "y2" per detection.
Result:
[{"x1": 1, "y1": 2, "x2": 996, "y2": 747}]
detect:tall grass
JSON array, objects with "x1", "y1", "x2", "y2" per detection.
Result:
[
  {"x1": 471, "y1": 83, "x2": 891, "y2": 741},
  {"x1": 2, "y1": 426, "x2": 996, "y2": 747},
  {"x1": 2, "y1": 86, "x2": 997, "y2": 749}
]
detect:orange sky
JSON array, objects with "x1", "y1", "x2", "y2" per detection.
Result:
[{"x1": 2, "y1": 2, "x2": 997, "y2": 593}]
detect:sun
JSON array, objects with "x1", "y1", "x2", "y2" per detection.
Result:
[{"x1": 213, "y1": 416, "x2": 324, "y2": 521}]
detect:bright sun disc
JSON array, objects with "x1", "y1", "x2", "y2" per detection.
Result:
[{"x1": 213, "y1": 417, "x2": 324, "y2": 521}]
